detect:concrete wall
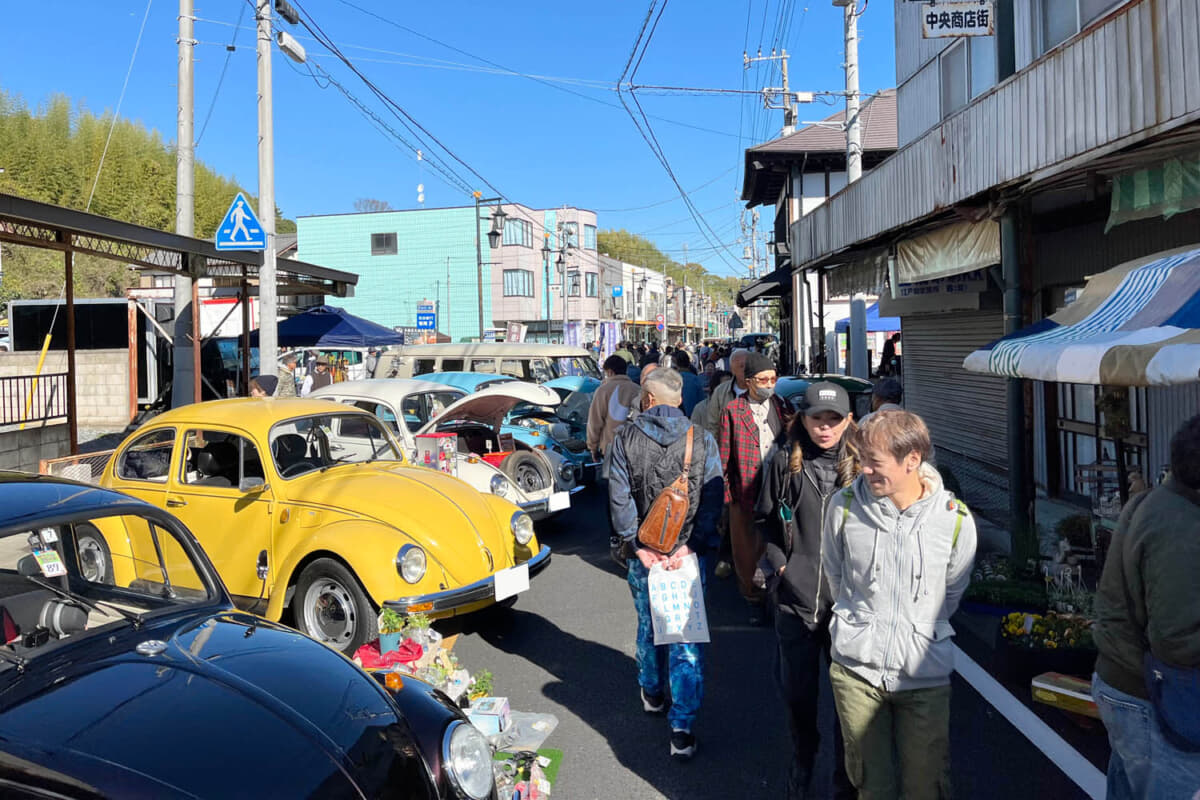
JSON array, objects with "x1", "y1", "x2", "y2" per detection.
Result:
[
  {"x1": 0, "y1": 350, "x2": 130, "y2": 427},
  {"x1": 0, "y1": 423, "x2": 69, "y2": 474}
]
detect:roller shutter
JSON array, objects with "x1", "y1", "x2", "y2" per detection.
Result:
[{"x1": 902, "y1": 311, "x2": 1009, "y2": 517}]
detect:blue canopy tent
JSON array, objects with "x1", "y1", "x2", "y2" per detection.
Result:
[
  {"x1": 248, "y1": 305, "x2": 405, "y2": 348},
  {"x1": 835, "y1": 303, "x2": 901, "y2": 333}
]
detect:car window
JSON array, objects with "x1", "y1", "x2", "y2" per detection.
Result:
[
  {"x1": 0, "y1": 514, "x2": 214, "y2": 669},
  {"x1": 530, "y1": 359, "x2": 553, "y2": 383},
  {"x1": 351, "y1": 400, "x2": 400, "y2": 433},
  {"x1": 552, "y1": 356, "x2": 601, "y2": 379},
  {"x1": 500, "y1": 359, "x2": 528, "y2": 379},
  {"x1": 181, "y1": 430, "x2": 264, "y2": 488},
  {"x1": 399, "y1": 391, "x2": 462, "y2": 432},
  {"x1": 414, "y1": 358, "x2": 436, "y2": 376},
  {"x1": 470, "y1": 358, "x2": 497, "y2": 374},
  {"x1": 441, "y1": 359, "x2": 464, "y2": 372},
  {"x1": 269, "y1": 413, "x2": 401, "y2": 479},
  {"x1": 116, "y1": 429, "x2": 175, "y2": 483}
]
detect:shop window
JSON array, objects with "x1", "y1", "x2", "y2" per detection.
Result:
[
  {"x1": 503, "y1": 269, "x2": 534, "y2": 297},
  {"x1": 585, "y1": 272, "x2": 598, "y2": 297}
]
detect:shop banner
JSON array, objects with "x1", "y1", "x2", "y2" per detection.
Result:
[{"x1": 648, "y1": 555, "x2": 710, "y2": 645}]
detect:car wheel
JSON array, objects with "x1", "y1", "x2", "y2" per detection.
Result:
[
  {"x1": 501, "y1": 451, "x2": 553, "y2": 495},
  {"x1": 75, "y1": 524, "x2": 114, "y2": 585},
  {"x1": 294, "y1": 559, "x2": 378, "y2": 654}
]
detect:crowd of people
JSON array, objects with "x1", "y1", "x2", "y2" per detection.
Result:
[{"x1": 597, "y1": 342, "x2": 979, "y2": 799}]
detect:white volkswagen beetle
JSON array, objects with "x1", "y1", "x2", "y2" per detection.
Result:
[{"x1": 311, "y1": 379, "x2": 576, "y2": 519}]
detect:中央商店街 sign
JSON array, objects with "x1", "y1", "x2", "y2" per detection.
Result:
[{"x1": 920, "y1": 1, "x2": 994, "y2": 38}]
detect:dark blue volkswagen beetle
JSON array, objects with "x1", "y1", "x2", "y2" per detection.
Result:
[{"x1": 0, "y1": 474, "x2": 496, "y2": 799}]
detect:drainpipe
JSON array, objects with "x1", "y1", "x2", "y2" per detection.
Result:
[{"x1": 1001, "y1": 210, "x2": 1032, "y2": 556}]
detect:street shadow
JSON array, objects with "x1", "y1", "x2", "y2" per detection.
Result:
[{"x1": 532, "y1": 482, "x2": 628, "y2": 577}]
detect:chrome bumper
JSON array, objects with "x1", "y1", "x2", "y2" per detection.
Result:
[{"x1": 383, "y1": 545, "x2": 552, "y2": 614}]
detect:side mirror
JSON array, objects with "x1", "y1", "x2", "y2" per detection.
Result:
[
  {"x1": 240, "y1": 477, "x2": 267, "y2": 493},
  {"x1": 256, "y1": 550, "x2": 269, "y2": 581}
]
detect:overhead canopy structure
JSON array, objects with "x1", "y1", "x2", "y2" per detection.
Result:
[
  {"x1": 835, "y1": 302, "x2": 901, "y2": 333},
  {"x1": 737, "y1": 264, "x2": 791, "y2": 307},
  {"x1": 249, "y1": 305, "x2": 404, "y2": 348},
  {"x1": 964, "y1": 246, "x2": 1200, "y2": 386}
]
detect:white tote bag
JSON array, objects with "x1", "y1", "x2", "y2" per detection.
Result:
[{"x1": 647, "y1": 554, "x2": 710, "y2": 645}]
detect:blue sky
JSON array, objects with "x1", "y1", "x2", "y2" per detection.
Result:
[{"x1": 0, "y1": 1, "x2": 895, "y2": 278}]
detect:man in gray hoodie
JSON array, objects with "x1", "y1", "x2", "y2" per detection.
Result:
[{"x1": 821, "y1": 410, "x2": 976, "y2": 800}]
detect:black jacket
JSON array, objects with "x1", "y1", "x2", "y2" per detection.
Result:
[{"x1": 756, "y1": 428, "x2": 852, "y2": 627}]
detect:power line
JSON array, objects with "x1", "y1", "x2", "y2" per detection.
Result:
[
  {"x1": 593, "y1": 168, "x2": 734, "y2": 212},
  {"x1": 196, "y1": 2, "x2": 246, "y2": 145}
]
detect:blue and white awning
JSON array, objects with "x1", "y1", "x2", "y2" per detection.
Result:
[{"x1": 963, "y1": 247, "x2": 1200, "y2": 386}]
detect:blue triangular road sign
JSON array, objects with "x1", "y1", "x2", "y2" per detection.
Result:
[{"x1": 215, "y1": 192, "x2": 266, "y2": 251}]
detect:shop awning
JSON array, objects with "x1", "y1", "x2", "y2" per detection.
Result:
[
  {"x1": 835, "y1": 302, "x2": 901, "y2": 333},
  {"x1": 963, "y1": 246, "x2": 1200, "y2": 386},
  {"x1": 737, "y1": 263, "x2": 791, "y2": 307}
]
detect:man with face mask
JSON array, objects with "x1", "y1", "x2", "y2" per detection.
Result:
[{"x1": 718, "y1": 352, "x2": 787, "y2": 615}]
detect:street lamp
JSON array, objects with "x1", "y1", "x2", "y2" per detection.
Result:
[{"x1": 473, "y1": 191, "x2": 505, "y2": 339}]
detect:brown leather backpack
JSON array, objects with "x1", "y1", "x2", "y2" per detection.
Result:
[{"x1": 636, "y1": 427, "x2": 695, "y2": 554}]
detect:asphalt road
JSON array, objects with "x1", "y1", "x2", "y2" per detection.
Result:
[{"x1": 448, "y1": 484, "x2": 1101, "y2": 799}]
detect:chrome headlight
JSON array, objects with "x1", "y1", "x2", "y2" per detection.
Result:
[
  {"x1": 490, "y1": 473, "x2": 514, "y2": 499},
  {"x1": 558, "y1": 462, "x2": 574, "y2": 483},
  {"x1": 510, "y1": 511, "x2": 534, "y2": 545},
  {"x1": 443, "y1": 720, "x2": 494, "y2": 800},
  {"x1": 396, "y1": 544, "x2": 426, "y2": 584}
]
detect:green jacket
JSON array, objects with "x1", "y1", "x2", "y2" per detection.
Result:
[{"x1": 1093, "y1": 475, "x2": 1200, "y2": 699}]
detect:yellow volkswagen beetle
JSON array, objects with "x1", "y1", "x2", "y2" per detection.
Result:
[{"x1": 99, "y1": 398, "x2": 550, "y2": 654}]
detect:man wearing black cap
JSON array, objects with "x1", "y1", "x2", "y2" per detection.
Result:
[
  {"x1": 757, "y1": 381, "x2": 858, "y2": 799},
  {"x1": 718, "y1": 351, "x2": 787, "y2": 612}
]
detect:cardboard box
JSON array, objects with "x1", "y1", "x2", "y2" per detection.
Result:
[
  {"x1": 1031, "y1": 672, "x2": 1100, "y2": 719},
  {"x1": 466, "y1": 696, "x2": 510, "y2": 735},
  {"x1": 414, "y1": 433, "x2": 457, "y2": 477}
]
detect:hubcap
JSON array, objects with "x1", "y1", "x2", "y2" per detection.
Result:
[
  {"x1": 514, "y1": 462, "x2": 549, "y2": 493},
  {"x1": 302, "y1": 579, "x2": 357, "y2": 646},
  {"x1": 78, "y1": 537, "x2": 107, "y2": 583}
]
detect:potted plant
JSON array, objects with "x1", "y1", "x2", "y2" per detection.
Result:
[
  {"x1": 997, "y1": 611, "x2": 1097, "y2": 684},
  {"x1": 378, "y1": 608, "x2": 406, "y2": 654},
  {"x1": 963, "y1": 554, "x2": 1048, "y2": 615},
  {"x1": 469, "y1": 669, "x2": 494, "y2": 703}
]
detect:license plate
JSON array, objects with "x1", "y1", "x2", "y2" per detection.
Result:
[
  {"x1": 494, "y1": 563, "x2": 530, "y2": 602},
  {"x1": 547, "y1": 491, "x2": 570, "y2": 513}
]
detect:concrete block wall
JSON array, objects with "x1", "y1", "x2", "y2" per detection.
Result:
[
  {"x1": 0, "y1": 350, "x2": 130, "y2": 427},
  {"x1": 0, "y1": 422, "x2": 69, "y2": 474}
]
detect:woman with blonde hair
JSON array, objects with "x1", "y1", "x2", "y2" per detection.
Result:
[{"x1": 756, "y1": 381, "x2": 860, "y2": 800}]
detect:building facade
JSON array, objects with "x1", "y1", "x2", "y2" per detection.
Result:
[{"x1": 783, "y1": 0, "x2": 1200, "y2": 526}]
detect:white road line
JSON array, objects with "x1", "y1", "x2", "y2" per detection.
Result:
[{"x1": 953, "y1": 645, "x2": 1107, "y2": 800}]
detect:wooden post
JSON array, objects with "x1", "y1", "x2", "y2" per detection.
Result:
[{"x1": 64, "y1": 248, "x2": 78, "y2": 455}]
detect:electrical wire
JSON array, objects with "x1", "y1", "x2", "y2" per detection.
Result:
[
  {"x1": 592, "y1": 168, "x2": 735, "y2": 212},
  {"x1": 196, "y1": 2, "x2": 246, "y2": 145},
  {"x1": 86, "y1": 0, "x2": 153, "y2": 212}
]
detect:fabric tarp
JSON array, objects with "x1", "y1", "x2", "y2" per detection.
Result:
[
  {"x1": 963, "y1": 246, "x2": 1200, "y2": 386},
  {"x1": 896, "y1": 219, "x2": 1000, "y2": 284},
  {"x1": 835, "y1": 302, "x2": 901, "y2": 333},
  {"x1": 248, "y1": 305, "x2": 405, "y2": 348},
  {"x1": 1106, "y1": 155, "x2": 1200, "y2": 233}
]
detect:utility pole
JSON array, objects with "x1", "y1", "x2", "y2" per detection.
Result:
[
  {"x1": 256, "y1": 0, "x2": 278, "y2": 380},
  {"x1": 681, "y1": 243, "x2": 689, "y2": 344},
  {"x1": 843, "y1": 0, "x2": 862, "y2": 183},
  {"x1": 172, "y1": 0, "x2": 196, "y2": 408},
  {"x1": 745, "y1": 49, "x2": 811, "y2": 136}
]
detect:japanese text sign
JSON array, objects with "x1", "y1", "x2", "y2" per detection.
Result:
[{"x1": 921, "y1": 2, "x2": 994, "y2": 38}]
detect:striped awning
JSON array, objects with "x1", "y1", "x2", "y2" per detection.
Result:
[{"x1": 963, "y1": 246, "x2": 1200, "y2": 386}]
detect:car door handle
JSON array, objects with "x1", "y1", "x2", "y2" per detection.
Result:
[{"x1": 166, "y1": 498, "x2": 187, "y2": 508}]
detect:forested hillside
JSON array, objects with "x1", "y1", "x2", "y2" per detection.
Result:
[
  {"x1": 597, "y1": 228, "x2": 743, "y2": 307},
  {"x1": 0, "y1": 93, "x2": 293, "y2": 304}
]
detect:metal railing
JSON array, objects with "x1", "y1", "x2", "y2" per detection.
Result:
[
  {"x1": 0, "y1": 373, "x2": 69, "y2": 426},
  {"x1": 40, "y1": 451, "x2": 115, "y2": 486}
]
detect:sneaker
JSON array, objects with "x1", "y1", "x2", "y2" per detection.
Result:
[
  {"x1": 641, "y1": 688, "x2": 667, "y2": 714},
  {"x1": 670, "y1": 729, "x2": 696, "y2": 760},
  {"x1": 714, "y1": 560, "x2": 732, "y2": 578}
]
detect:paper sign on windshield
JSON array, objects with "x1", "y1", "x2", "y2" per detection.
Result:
[{"x1": 34, "y1": 550, "x2": 67, "y2": 578}]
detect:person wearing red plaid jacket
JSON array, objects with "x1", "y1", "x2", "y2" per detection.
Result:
[{"x1": 719, "y1": 351, "x2": 787, "y2": 613}]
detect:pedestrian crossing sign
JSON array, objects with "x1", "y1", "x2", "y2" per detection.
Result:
[{"x1": 215, "y1": 192, "x2": 266, "y2": 251}]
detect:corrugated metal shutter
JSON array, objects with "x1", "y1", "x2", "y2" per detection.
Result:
[
  {"x1": 903, "y1": 312, "x2": 1008, "y2": 467},
  {"x1": 1147, "y1": 383, "x2": 1200, "y2": 482}
]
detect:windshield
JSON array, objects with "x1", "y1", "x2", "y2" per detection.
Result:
[
  {"x1": 0, "y1": 513, "x2": 214, "y2": 670},
  {"x1": 550, "y1": 356, "x2": 600, "y2": 379},
  {"x1": 269, "y1": 412, "x2": 402, "y2": 479}
]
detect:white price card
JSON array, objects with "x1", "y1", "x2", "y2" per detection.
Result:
[
  {"x1": 493, "y1": 563, "x2": 530, "y2": 602},
  {"x1": 547, "y1": 492, "x2": 570, "y2": 513}
]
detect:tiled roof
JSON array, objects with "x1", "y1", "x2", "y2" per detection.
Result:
[{"x1": 749, "y1": 89, "x2": 897, "y2": 155}]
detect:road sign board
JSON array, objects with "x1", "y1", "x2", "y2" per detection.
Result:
[
  {"x1": 656, "y1": 322, "x2": 665, "y2": 331},
  {"x1": 612, "y1": 285, "x2": 624, "y2": 297},
  {"x1": 417, "y1": 300, "x2": 435, "y2": 313},
  {"x1": 214, "y1": 192, "x2": 266, "y2": 251},
  {"x1": 655, "y1": 313, "x2": 665, "y2": 323},
  {"x1": 728, "y1": 312, "x2": 744, "y2": 330},
  {"x1": 416, "y1": 313, "x2": 436, "y2": 330}
]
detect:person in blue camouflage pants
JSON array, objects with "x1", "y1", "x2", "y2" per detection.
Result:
[
  {"x1": 608, "y1": 367, "x2": 724, "y2": 760},
  {"x1": 627, "y1": 554, "x2": 710, "y2": 734}
]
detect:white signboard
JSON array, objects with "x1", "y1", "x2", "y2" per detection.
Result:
[{"x1": 921, "y1": 2, "x2": 994, "y2": 38}]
